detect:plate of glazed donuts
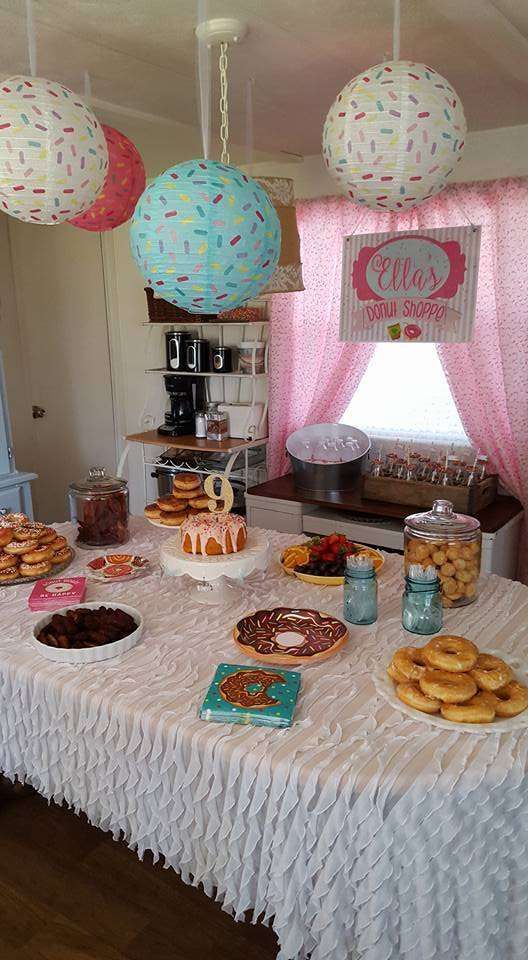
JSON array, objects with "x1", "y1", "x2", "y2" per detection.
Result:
[
  {"x1": 0, "y1": 514, "x2": 74, "y2": 585},
  {"x1": 373, "y1": 634, "x2": 528, "y2": 733},
  {"x1": 144, "y1": 472, "x2": 212, "y2": 529}
]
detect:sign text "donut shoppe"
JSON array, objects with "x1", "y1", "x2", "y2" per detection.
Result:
[{"x1": 340, "y1": 226, "x2": 481, "y2": 344}]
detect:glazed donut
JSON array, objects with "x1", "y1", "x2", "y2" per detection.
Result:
[
  {"x1": 0, "y1": 551, "x2": 17, "y2": 570},
  {"x1": 490, "y1": 681, "x2": 528, "y2": 718},
  {"x1": 387, "y1": 659, "x2": 409, "y2": 684},
  {"x1": 440, "y1": 692, "x2": 496, "y2": 724},
  {"x1": 144, "y1": 503, "x2": 162, "y2": 519},
  {"x1": 469, "y1": 654, "x2": 512, "y2": 692},
  {"x1": 396, "y1": 681, "x2": 441, "y2": 714},
  {"x1": 21, "y1": 544, "x2": 54, "y2": 564},
  {"x1": 419, "y1": 669, "x2": 477, "y2": 703},
  {"x1": 159, "y1": 513, "x2": 186, "y2": 527},
  {"x1": 13, "y1": 524, "x2": 44, "y2": 542},
  {"x1": 392, "y1": 646, "x2": 429, "y2": 681},
  {"x1": 51, "y1": 546, "x2": 73, "y2": 565},
  {"x1": 36, "y1": 527, "x2": 59, "y2": 545},
  {"x1": 0, "y1": 566, "x2": 19, "y2": 582},
  {"x1": 186, "y1": 496, "x2": 211, "y2": 510},
  {"x1": 4, "y1": 538, "x2": 39, "y2": 556},
  {"x1": 0, "y1": 512, "x2": 26, "y2": 526},
  {"x1": 0, "y1": 527, "x2": 13, "y2": 548},
  {"x1": 49, "y1": 535, "x2": 67, "y2": 551},
  {"x1": 157, "y1": 496, "x2": 187, "y2": 513},
  {"x1": 19, "y1": 560, "x2": 52, "y2": 577},
  {"x1": 170, "y1": 488, "x2": 199, "y2": 501},
  {"x1": 219, "y1": 668, "x2": 286, "y2": 709},
  {"x1": 172, "y1": 472, "x2": 202, "y2": 492},
  {"x1": 234, "y1": 607, "x2": 349, "y2": 665},
  {"x1": 423, "y1": 635, "x2": 478, "y2": 672}
]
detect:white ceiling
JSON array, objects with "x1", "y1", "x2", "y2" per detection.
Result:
[{"x1": 0, "y1": 0, "x2": 527, "y2": 156}]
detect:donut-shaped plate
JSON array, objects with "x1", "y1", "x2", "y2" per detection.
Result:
[
  {"x1": 373, "y1": 647, "x2": 528, "y2": 734},
  {"x1": 234, "y1": 607, "x2": 349, "y2": 665}
]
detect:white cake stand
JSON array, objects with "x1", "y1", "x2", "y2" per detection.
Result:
[{"x1": 159, "y1": 528, "x2": 271, "y2": 604}]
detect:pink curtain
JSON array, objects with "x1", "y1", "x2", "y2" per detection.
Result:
[{"x1": 268, "y1": 199, "x2": 375, "y2": 478}]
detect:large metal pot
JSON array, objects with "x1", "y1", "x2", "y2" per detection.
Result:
[{"x1": 286, "y1": 423, "x2": 370, "y2": 494}]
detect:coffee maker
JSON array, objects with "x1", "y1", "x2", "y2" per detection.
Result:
[{"x1": 157, "y1": 374, "x2": 206, "y2": 437}]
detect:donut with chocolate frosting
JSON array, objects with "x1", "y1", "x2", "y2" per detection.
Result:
[
  {"x1": 234, "y1": 607, "x2": 348, "y2": 665},
  {"x1": 219, "y1": 669, "x2": 286, "y2": 709}
]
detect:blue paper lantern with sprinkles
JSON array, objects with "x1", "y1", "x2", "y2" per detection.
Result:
[{"x1": 129, "y1": 159, "x2": 281, "y2": 314}]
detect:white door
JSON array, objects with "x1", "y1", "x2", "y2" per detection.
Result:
[{"x1": 7, "y1": 220, "x2": 116, "y2": 522}]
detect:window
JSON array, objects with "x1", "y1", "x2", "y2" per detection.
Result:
[{"x1": 341, "y1": 343, "x2": 470, "y2": 449}]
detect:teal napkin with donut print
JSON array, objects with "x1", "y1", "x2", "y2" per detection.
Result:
[{"x1": 200, "y1": 663, "x2": 301, "y2": 728}]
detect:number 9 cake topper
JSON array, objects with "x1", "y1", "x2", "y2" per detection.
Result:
[{"x1": 203, "y1": 474, "x2": 234, "y2": 515}]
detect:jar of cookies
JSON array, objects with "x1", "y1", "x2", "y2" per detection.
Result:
[
  {"x1": 69, "y1": 467, "x2": 129, "y2": 549},
  {"x1": 404, "y1": 499, "x2": 481, "y2": 608}
]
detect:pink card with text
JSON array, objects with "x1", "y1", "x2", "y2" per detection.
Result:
[{"x1": 29, "y1": 577, "x2": 86, "y2": 611}]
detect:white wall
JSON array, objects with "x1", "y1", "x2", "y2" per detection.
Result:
[{"x1": 249, "y1": 124, "x2": 528, "y2": 199}]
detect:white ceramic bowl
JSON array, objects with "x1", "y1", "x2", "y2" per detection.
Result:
[{"x1": 31, "y1": 602, "x2": 143, "y2": 663}]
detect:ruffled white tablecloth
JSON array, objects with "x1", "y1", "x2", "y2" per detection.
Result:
[{"x1": 1, "y1": 517, "x2": 528, "y2": 960}]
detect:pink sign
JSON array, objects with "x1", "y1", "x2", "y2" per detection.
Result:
[{"x1": 340, "y1": 225, "x2": 481, "y2": 343}]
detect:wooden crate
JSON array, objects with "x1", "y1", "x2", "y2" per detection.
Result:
[{"x1": 362, "y1": 474, "x2": 498, "y2": 515}]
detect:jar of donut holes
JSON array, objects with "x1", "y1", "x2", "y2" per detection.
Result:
[{"x1": 404, "y1": 499, "x2": 481, "y2": 609}]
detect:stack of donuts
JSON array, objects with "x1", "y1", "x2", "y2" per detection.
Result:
[
  {"x1": 0, "y1": 513, "x2": 73, "y2": 583},
  {"x1": 144, "y1": 472, "x2": 211, "y2": 528},
  {"x1": 388, "y1": 635, "x2": 528, "y2": 724}
]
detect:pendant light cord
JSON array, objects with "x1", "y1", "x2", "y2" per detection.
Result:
[
  {"x1": 219, "y1": 41, "x2": 230, "y2": 164},
  {"x1": 393, "y1": 0, "x2": 400, "y2": 60},
  {"x1": 25, "y1": 0, "x2": 37, "y2": 76}
]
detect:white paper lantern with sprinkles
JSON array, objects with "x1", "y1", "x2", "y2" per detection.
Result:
[
  {"x1": 130, "y1": 159, "x2": 281, "y2": 314},
  {"x1": 322, "y1": 60, "x2": 466, "y2": 211},
  {"x1": 0, "y1": 75, "x2": 108, "y2": 224}
]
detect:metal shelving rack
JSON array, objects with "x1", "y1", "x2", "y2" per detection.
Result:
[{"x1": 126, "y1": 317, "x2": 270, "y2": 501}]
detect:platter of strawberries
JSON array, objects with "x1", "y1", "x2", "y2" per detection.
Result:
[{"x1": 280, "y1": 533, "x2": 384, "y2": 586}]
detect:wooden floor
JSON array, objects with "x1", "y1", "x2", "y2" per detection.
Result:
[{"x1": 0, "y1": 782, "x2": 279, "y2": 960}]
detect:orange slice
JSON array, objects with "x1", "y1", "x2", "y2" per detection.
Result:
[{"x1": 282, "y1": 544, "x2": 310, "y2": 571}]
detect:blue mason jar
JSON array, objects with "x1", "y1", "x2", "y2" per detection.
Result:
[
  {"x1": 402, "y1": 573, "x2": 443, "y2": 635},
  {"x1": 343, "y1": 556, "x2": 378, "y2": 625}
]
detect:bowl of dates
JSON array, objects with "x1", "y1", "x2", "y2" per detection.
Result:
[{"x1": 32, "y1": 603, "x2": 143, "y2": 663}]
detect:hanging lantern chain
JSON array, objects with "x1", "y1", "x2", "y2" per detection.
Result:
[{"x1": 219, "y1": 41, "x2": 230, "y2": 164}]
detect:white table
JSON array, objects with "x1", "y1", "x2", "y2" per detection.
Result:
[{"x1": 1, "y1": 517, "x2": 528, "y2": 960}]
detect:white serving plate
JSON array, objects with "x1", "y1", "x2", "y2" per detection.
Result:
[
  {"x1": 373, "y1": 647, "x2": 528, "y2": 734},
  {"x1": 31, "y1": 602, "x2": 143, "y2": 664},
  {"x1": 145, "y1": 516, "x2": 184, "y2": 530}
]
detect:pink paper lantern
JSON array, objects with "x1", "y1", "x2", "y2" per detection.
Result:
[{"x1": 69, "y1": 124, "x2": 145, "y2": 231}]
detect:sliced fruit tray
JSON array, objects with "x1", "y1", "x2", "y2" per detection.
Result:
[{"x1": 280, "y1": 534, "x2": 384, "y2": 586}]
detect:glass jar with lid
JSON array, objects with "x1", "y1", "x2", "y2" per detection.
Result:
[
  {"x1": 68, "y1": 467, "x2": 129, "y2": 548},
  {"x1": 205, "y1": 402, "x2": 228, "y2": 442},
  {"x1": 404, "y1": 499, "x2": 481, "y2": 608}
]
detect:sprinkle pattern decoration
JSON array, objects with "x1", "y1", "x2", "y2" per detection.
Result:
[
  {"x1": 129, "y1": 159, "x2": 281, "y2": 314},
  {"x1": 0, "y1": 75, "x2": 108, "y2": 224},
  {"x1": 69, "y1": 124, "x2": 145, "y2": 232},
  {"x1": 322, "y1": 60, "x2": 467, "y2": 211}
]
